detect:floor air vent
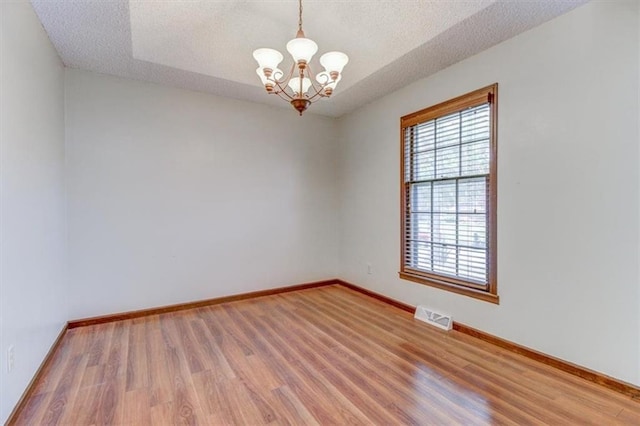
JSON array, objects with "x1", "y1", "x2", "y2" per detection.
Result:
[{"x1": 414, "y1": 306, "x2": 453, "y2": 331}]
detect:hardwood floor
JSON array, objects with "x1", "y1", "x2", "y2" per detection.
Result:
[{"x1": 12, "y1": 285, "x2": 640, "y2": 425}]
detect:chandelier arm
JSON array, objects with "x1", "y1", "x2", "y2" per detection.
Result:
[
  {"x1": 266, "y1": 79, "x2": 288, "y2": 97},
  {"x1": 316, "y1": 71, "x2": 332, "y2": 86},
  {"x1": 278, "y1": 62, "x2": 298, "y2": 86},
  {"x1": 304, "y1": 78, "x2": 326, "y2": 101},
  {"x1": 265, "y1": 61, "x2": 298, "y2": 100},
  {"x1": 276, "y1": 87, "x2": 296, "y2": 101},
  {"x1": 276, "y1": 74, "x2": 297, "y2": 100},
  {"x1": 272, "y1": 82, "x2": 295, "y2": 101},
  {"x1": 301, "y1": 84, "x2": 319, "y2": 101},
  {"x1": 305, "y1": 85, "x2": 325, "y2": 100},
  {"x1": 306, "y1": 90, "x2": 326, "y2": 103},
  {"x1": 264, "y1": 62, "x2": 295, "y2": 88},
  {"x1": 270, "y1": 62, "x2": 297, "y2": 92},
  {"x1": 305, "y1": 64, "x2": 320, "y2": 89},
  {"x1": 303, "y1": 64, "x2": 329, "y2": 97}
]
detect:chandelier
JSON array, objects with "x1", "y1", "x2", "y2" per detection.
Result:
[{"x1": 252, "y1": 0, "x2": 348, "y2": 115}]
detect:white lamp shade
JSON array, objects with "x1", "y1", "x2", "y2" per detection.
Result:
[
  {"x1": 288, "y1": 77, "x2": 312, "y2": 95},
  {"x1": 316, "y1": 71, "x2": 342, "y2": 89},
  {"x1": 320, "y1": 51, "x2": 349, "y2": 73},
  {"x1": 253, "y1": 48, "x2": 283, "y2": 70},
  {"x1": 256, "y1": 67, "x2": 283, "y2": 85},
  {"x1": 286, "y1": 37, "x2": 318, "y2": 63}
]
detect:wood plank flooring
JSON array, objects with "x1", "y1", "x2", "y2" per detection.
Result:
[{"x1": 12, "y1": 285, "x2": 640, "y2": 425}]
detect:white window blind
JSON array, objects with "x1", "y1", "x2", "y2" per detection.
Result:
[{"x1": 402, "y1": 98, "x2": 494, "y2": 290}]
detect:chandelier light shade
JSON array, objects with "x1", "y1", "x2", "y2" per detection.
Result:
[
  {"x1": 253, "y1": 48, "x2": 283, "y2": 71},
  {"x1": 288, "y1": 77, "x2": 312, "y2": 95},
  {"x1": 320, "y1": 51, "x2": 349, "y2": 74},
  {"x1": 252, "y1": 0, "x2": 349, "y2": 115},
  {"x1": 286, "y1": 38, "x2": 318, "y2": 64}
]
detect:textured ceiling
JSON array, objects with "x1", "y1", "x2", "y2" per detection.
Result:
[
  {"x1": 128, "y1": 1, "x2": 494, "y2": 91},
  {"x1": 31, "y1": 0, "x2": 587, "y2": 118}
]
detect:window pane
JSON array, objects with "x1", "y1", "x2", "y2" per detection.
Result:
[
  {"x1": 414, "y1": 150, "x2": 434, "y2": 180},
  {"x1": 409, "y1": 241, "x2": 432, "y2": 271},
  {"x1": 458, "y1": 178, "x2": 487, "y2": 214},
  {"x1": 435, "y1": 113, "x2": 460, "y2": 149},
  {"x1": 458, "y1": 214, "x2": 486, "y2": 248},
  {"x1": 415, "y1": 121, "x2": 435, "y2": 151},
  {"x1": 410, "y1": 212, "x2": 431, "y2": 241},
  {"x1": 461, "y1": 105, "x2": 490, "y2": 144},
  {"x1": 435, "y1": 145, "x2": 460, "y2": 179},
  {"x1": 458, "y1": 247, "x2": 487, "y2": 283},
  {"x1": 432, "y1": 213, "x2": 456, "y2": 245},
  {"x1": 432, "y1": 242, "x2": 456, "y2": 276},
  {"x1": 461, "y1": 140, "x2": 489, "y2": 176},
  {"x1": 433, "y1": 181, "x2": 456, "y2": 213},
  {"x1": 411, "y1": 183, "x2": 431, "y2": 213}
]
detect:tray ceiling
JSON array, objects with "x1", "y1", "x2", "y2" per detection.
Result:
[{"x1": 31, "y1": 0, "x2": 587, "y2": 117}]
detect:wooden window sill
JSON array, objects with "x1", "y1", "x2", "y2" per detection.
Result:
[{"x1": 399, "y1": 271, "x2": 499, "y2": 304}]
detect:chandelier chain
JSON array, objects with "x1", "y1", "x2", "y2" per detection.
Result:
[{"x1": 298, "y1": 0, "x2": 303, "y2": 32}]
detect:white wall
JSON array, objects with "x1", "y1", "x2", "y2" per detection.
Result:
[
  {"x1": 337, "y1": 0, "x2": 640, "y2": 386},
  {"x1": 0, "y1": 1, "x2": 68, "y2": 422},
  {"x1": 65, "y1": 69, "x2": 339, "y2": 319}
]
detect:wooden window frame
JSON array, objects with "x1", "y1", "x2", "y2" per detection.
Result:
[{"x1": 399, "y1": 84, "x2": 498, "y2": 304}]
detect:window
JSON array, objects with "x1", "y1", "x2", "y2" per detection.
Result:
[{"x1": 400, "y1": 84, "x2": 498, "y2": 303}]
